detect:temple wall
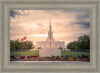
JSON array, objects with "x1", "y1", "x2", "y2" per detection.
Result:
[
  {"x1": 36, "y1": 41, "x2": 65, "y2": 57},
  {"x1": 39, "y1": 48, "x2": 61, "y2": 57}
]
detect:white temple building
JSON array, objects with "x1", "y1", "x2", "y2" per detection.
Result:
[{"x1": 36, "y1": 20, "x2": 65, "y2": 57}]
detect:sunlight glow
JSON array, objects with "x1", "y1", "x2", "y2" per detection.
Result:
[{"x1": 33, "y1": 34, "x2": 48, "y2": 37}]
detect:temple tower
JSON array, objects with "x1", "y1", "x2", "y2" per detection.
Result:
[
  {"x1": 46, "y1": 19, "x2": 54, "y2": 41},
  {"x1": 36, "y1": 19, "x2": 65, "y2": 57}
]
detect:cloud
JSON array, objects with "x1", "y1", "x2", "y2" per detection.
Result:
[
  {"x1": 10, "y1": 10, "x2": 29, "y2": 18},
  {"x1": 75, "y1": 21, "x2": 90, "y2": 28},
  {"x1": 10, "y1": 10, "x2": 90, "y2": 45},
  {"x1": 73, "y1": 10, "x2": 90, "y2": 28},
  {"x1": 76, "y1": 10, "x2": 90, "y2": 20},
  {"x1": 61, "y1": 10, "x2": 90, "y2": 29},
  {"x1": 10, "y1": 10, "x2": 20, "y2": 18}
]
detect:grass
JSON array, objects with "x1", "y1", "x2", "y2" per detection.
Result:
[
  {"x1": 10, "y1": 51, "x2": 90, "y2": 57},
  {"x1": 10, "y1": 51, "x2": 39, "y2": 56},
  {"x1": 61, "y1": 51, "x2": 90, "y2": 57}
]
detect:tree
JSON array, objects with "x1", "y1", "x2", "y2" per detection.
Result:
[
  {"x1": 58, "y1": 47, "x2": 63, "y2": 51},
  {"x1": 38, "y1": 47, "x2": 42, "y2": 50},
  {"x1": 67, "y1": 42, "x2": 73, "y2": 50},
  {"x1": 78, "y1": 35, "x2": 90, "y2": 51},
  {"x1": 10, "y1": 40, "x2": 34, "y2": 52},
  {"x1": 67, "y1": 41, "x2": 79, "y2": 51},
  {"x1": 67, "y1": 35, "x2": 90, "y2": 52},
  {"x1": 10, "y1": 40, "x2": 16, "y2": 52}
]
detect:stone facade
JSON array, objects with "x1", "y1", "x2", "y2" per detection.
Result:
[{"x1": 36, "y1": 20, "x2": 65, "y2": 57}]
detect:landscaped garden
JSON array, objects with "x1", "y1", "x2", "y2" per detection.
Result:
[
  {"x1": 10, "y1": 35, "x2": 90, "y2": 62},
  {"x1": 10, "y1": 51, "x2": 39, "y2": 56},
  {"x1": 10, "y1": 51, "x2": 90, "y2": 62}
]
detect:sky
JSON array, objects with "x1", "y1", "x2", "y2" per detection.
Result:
[{"x1": 10, "y1": 10, "x2": 90, "y2": 46}]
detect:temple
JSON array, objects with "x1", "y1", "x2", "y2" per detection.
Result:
[{"x1": 36, "y1": 19, "x2": 65, "y2": 57}]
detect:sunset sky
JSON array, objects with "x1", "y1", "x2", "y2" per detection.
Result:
[{"x1": 10, "y1": 10, "x2": 90, "y2": 46}]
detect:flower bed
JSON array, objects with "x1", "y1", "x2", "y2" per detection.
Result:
[{"x1": 10, "y1": 55, "x2": 90, "y2": 62}]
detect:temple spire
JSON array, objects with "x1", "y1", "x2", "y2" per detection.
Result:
[
  {"x1": 49, "y1": 18, "x2": 51, "y2": 32},
  {"x1": 46, "y1": 18, "x2": 55, "y2": 41}
]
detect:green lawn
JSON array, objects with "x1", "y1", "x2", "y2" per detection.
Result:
[
  {"x1": 61, "y1": 51, "x2": 90, "y2": 57},
  {"x1": 10, "y1": 51, "x2": 39, "y2": 56},
  {"x1": 10, "y1": 51, "x2": 90, "y2": 57}
]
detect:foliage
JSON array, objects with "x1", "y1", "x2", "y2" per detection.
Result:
[
  {"x1": 38, "y1": 47, "x2": 42, "y2": 50},
  {"x1": 67, "y1": 35, "x2": 90, "y2": 52},
  {"x1": 78, "y1": 35, "x2": 90, "y2": 50},
  {"x1": 58, "y1": 47, "x2": 63, "y2": 50},
  {"x1": 10, "y1": 40, "x2": 34, "y2": 52}
]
